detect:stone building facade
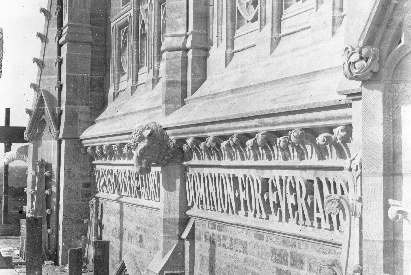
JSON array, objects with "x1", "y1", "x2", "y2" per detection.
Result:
[{"x1": 25, "y1": 0, "x2": 411, "y2": 274}]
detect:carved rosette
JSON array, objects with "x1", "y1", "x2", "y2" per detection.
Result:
[{"x1": 343, "y1": 45, "x2": 379, "y2": 81}]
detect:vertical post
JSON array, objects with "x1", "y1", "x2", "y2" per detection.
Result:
[
  {"x1": 93, "y1": 240, "x2": 109, "y2": 275},
  {"x1": 68, "y1": 247, "x2": 83, "y2": 275},
  {"x1": 2, "y1": 108, "x2": 11, "y2": 224},
  {"x1": 26, "y1": 216, "x2": 42, "y2": 275}
]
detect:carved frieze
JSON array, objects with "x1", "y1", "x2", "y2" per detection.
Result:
[
  {"x1": 185, "y1": 169, "x2": 357, "y2": 233},
  {"x1": 94, "y1": 167, "x2": 160, "y2": 202},
  {"x1": 343, "y1": 45, "x2": 379, "y2": 81},
  {"x1": 84, "y1": 125, "x2": 353, "y2": 174}
]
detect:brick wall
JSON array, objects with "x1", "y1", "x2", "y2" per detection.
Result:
[
  {"x1": 101, "y1": 199, "x2": 161, "y2": 274},
  {"x1": 194, "y1": 220, "x2": 341, "y2": 275}
]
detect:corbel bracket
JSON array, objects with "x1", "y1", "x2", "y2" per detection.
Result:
[
  {"x1": 32, "y1": 57, "x2": 45, "y2": 69},
  {"x1": 36, "y1": 32, "x2": 48, "y2": 43},
  {"x1": 39, "y1": 8, "x2": 52, "y2": 20},
  {"x1": 388, "y1": 199, "x2": 410, "y2": 222}
]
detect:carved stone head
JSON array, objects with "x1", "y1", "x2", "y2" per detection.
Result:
[{"x1": 129, "y1": 122, "x2": 182, "y2": 174}]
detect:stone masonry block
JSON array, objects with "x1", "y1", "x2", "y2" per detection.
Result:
[
  {"x1": 290, "y1": 251, "x2": 306, "y2": 270},
  {"x1": 271, "y1": 247, "x2": 289, "y2": 266}
]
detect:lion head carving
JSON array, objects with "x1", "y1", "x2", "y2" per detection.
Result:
[{"x1": 128, "y1": 122, "x2": 183, "y2": 174}]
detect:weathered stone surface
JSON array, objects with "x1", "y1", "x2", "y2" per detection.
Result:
[
  {"x1": 193, "y1": 219, "x2": 340, "y2": 275},
  {"x1": 101, "y1": 199, "x2": 160, "y2": 274},
  {"x1": 26, "y1": 217, "x2": 42, "y2": 275},
  {"x1": 68, "y1": 247, "x2": 82, "y2": 275}
]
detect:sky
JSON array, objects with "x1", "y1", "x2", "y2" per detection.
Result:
[{"x1": 0, "y1": 0, "x2": 48, "y2": 165}]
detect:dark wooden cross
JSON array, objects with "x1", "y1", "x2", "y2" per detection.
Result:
[{"x1": 0, "y1": 108, "x2": 25, "y2": 224}]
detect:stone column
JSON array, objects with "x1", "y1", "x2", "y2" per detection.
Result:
[
  {"x1": 26, "y1": 217, "x2": 42, "y2": 275},
  {"x1": 58, "y1": 0, "x2": 107, "y2": 264},
  {"x1": 161, "y1": 0, "x2": 188, "y2": 116},
  {"x1": 361, "y1": 82, "x2": 394, "y2": 274},
  {"x1": 159, "y1": 164, "x2": 189, "y2": 273}
]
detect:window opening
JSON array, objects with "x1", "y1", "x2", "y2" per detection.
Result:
[
  {"x1": 139, "y1": 10, "x2": 148, "y2": 70},
  {"x1": 236, "y1": 0, "x2": 259, "y2": 30}
]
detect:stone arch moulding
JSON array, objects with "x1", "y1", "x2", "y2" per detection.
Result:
[
  {"x1": 381, "y1": 0, "x2": 411, "y2": 82},
  {"x1": 3, "y1": 144, "x2": 29, "y2": 165},
  {"x1": 24, "y1": 89, "x2": 59, "y2": 141}
]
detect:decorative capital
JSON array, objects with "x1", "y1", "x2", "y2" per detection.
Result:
[
  {"x1": 129, "y1": 122, "x2": 184, "y2": 174},
  {"x1": 343, "y1": 45, "x2": 379, "y2": 81},
  {"x1": 388, "y1": 199, "x2": 410, "y2": 222}
]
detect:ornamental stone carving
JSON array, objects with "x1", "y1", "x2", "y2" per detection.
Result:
[
  {"x1": 343, "y1": 45, "x2": 379, "y2": 81},
  {"x1": 84, "y1": 125, "x2": 353, "y2": 174},
  {"x1": 3, "y1": 144, "x2": 29, "y2": 165},
  {"x1": 388, "y1": 199, "x2": 410, "y2": 222},
  {"x1": 129, "y1": 122, "x2": 184, "y2": 174}
]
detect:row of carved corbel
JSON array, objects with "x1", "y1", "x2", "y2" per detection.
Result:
[
  {"x1": 83, "y1": 125, "x2": 353, "y2": 163},
  {"x1": 83, "y1": 143, "x2": 134, "y2": 161},
  {"x1": 183, "y1": 126, "x2": 352, "y2": 162}
]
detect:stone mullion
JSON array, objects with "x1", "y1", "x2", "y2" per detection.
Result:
[
  {"x1": 152, "y1": 0, "x2": 161, "y2": 87},
  {"x1": 271, "y1": 0, "x2": 282, "y2": 53},
  {"x1": 225, "y1": 0, "x2": 235, "y2": 66},
  {"x1": 187, "y1": 0, "x2": 209, "y2": 97},
  {"x1": 131, "y1": 0, "x2": 140, "y2": 91},
  {"x1": 113, "y1": 25, "x2": 119, "y2": 97}
]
